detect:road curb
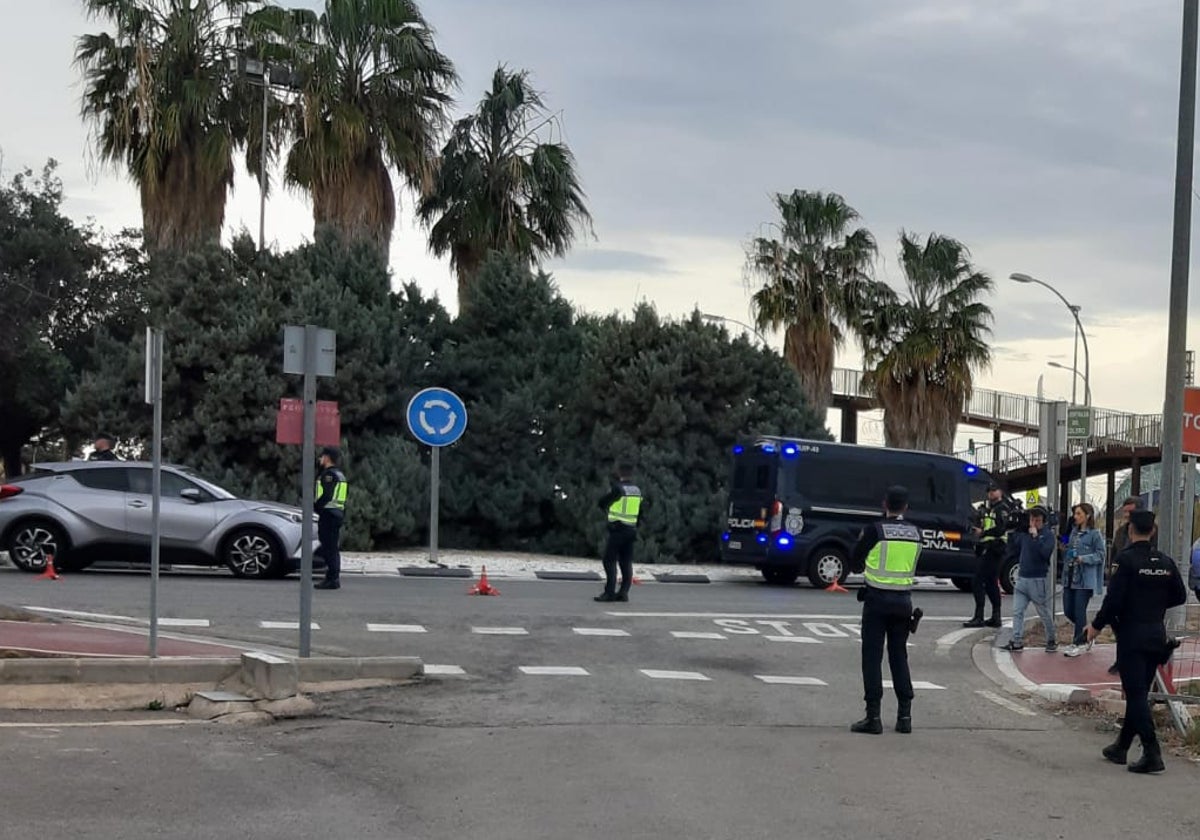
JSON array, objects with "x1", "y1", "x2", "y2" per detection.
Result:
[
  {"x1": 652, "y1": 573, "x2": 711, "y2": 584},
  {"x1": 533, "y1": 570, "x2": 603, "y2": 581},
  {"x1": 397, "y1": 566, "x2": 474, "y2": 578},
  {"x1": 972, "y1": 641, "x2": 1092, "y2": 705}
]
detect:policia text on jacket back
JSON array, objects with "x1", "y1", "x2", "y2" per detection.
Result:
[
  {"x1": 1086, "y1": 509, "x2": 1187, "y2": 774},
  {"x1": 849, "y1": 485, "x2": 923, "y2": 735},
  {"x1": 720, "y1": 437, "x2": 1006, "y2": 590}
]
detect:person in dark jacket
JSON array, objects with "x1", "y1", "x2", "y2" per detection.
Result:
[
  {"x1": 1087, "y1": 509, "x2": 1187, "y2": 774},
  {"x1": 314, "y1": 447, "x2": 348, "y2": 591},
  {"x1": 88, "y1": 433, "x2": 120, "y2": 461},
  {"x1": 1106, "y1": 496, "x2": 1155, "y2": 675},
  {"x1": 1001, "y1": 506, "x2": 1057, "y2": 652},
  {"x1": 595, "y1": 464, "x2": 642, "y2": 603}
]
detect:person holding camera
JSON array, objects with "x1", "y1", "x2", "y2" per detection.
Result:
[
  {"x1": 1062, "y1": 503, "x2": 1105, "y2": 656},
  {"x1": 963, "y1": 482, "x2": 1014, "y2": 628},
  {"x1": 1001, "y1": 506, "x2": 1057, "y2": 652}
]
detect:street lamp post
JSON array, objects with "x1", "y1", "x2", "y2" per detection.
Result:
[
  {"x1": 1047, "y1": 361, "x2": 1092, "y2": 404},
  {"x1": 701, "y1": 313, "x2": 770, "y2": 347},
  {"x1": 1011, "y1": 273, "x2": 1091, "y2": 509}
]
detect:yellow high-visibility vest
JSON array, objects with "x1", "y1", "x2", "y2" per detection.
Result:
[
  {"x1": 864, "y1": 519, "x2": 921, "y2": 591},
  {"x1": 607, "y1": 484, "x2": 642, "y2": 526}
]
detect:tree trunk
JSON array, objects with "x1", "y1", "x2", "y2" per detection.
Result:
[
  {"x1": 453, "y1": 246, "x2": 486, "y2": 316},
  {"x1": 783, "y1": 322, "x2": 835, "y2": 413},
  {"x1": 879, "y1": 377, "x2": 963, "y2": 454},
  {"x1": 311, "y1": 152, "x2": 395, "y2": 261},
  {"x1": 140, "y1": 145, "x2": 233, "y2": 254}
]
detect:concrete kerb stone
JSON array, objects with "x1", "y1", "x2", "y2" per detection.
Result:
[
  {"x1": 240, "y1": 651, "x2": 298, "y2": 701},
  {"x1": 294, "y1": 656, "x2": 422, "y2": 684},
  {"x1": 973, "y1": 641, "x2": 1093, "y2": 706}
]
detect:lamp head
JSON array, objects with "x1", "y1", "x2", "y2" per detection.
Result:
[{"x1": 1009, "y1": 272, "x2": 1036, "y2": 284}]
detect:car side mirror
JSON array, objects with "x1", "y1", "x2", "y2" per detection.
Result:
[{"x1": 180, "y1": 488, "x2": 204, "y2": 502}]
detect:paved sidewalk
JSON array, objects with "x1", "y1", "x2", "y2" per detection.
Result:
[
  {"x1": 0, "y1": 619, "x2": 246, "y2": 658},
  {"x1": 996, "y1": 637, "x2": 1200, "y2": 702}
]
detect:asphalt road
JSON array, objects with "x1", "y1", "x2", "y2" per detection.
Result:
[{"x1": 3, "y1": 566, "x2": 1200, "y2": 839}]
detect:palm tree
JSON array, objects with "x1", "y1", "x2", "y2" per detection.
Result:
[
  {"x1": 417, "y1": 66, "x2": 593, "y2": 313},
  {"x1": 76, "y1": 0, "x2": 256, "y2": 253},
  {"x1": 860, "y1": 232, "x2": 994, "y2": 454},
  {"x1": 249, "y1": 0, "x2": 457, "y2": 257},
  {"x1": 745, "y1": 190, "x2": 877, "y2": 412}
]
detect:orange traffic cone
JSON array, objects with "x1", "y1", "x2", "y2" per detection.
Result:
[
  {"x1": 631, "y1": 575, "x2": 643, "y2": 586},
  {"x1": 469, "y1": 565, "x2": 499, "y2": 596},
  {"x1": 824, "y1": 578, "x2": 849, "y2": 594},
  {"x1": 38, "y1": 555, "x2": 60, "y2": 581}
]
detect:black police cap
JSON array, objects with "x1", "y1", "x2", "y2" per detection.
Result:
[{"x1": 1129, "y1": 509, "x2": 1156, "y2": 535}]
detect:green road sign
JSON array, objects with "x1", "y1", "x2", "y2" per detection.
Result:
[{"x1": 1066, "y1": 406, "x2": 1092, "y2": 439}]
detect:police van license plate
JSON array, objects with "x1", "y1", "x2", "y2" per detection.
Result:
[{"x1": 729, "y1": 540, "x2": 741, "y2": 550}]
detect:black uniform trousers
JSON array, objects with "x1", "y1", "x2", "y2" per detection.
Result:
[
  {"x1": 971, "y1": 542, "x2": 1004, "y2": 618},
  {"x1": 602, "y1": 524, "x2": 636, "y2": 596},
  {"x1": 861, "y1": 587, "x2": 915, "y2": 712},
  {"x1": 317, "y1": 510, "x2": 343, "y2": 584},
  {"x1": 1115, "y1": 626, "x2": 1167, "y2": 751}
]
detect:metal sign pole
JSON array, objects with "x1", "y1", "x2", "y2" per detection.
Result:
[
  {"x1": 429, "y1": 446, "x2": 440, "y2": 566},
  {"x1": 299, "y1": 325, "x2": 317, "y2": 657},
  {"x1": 1045, "y1": 402, "x2": 1062, "y2": 622},
  {"x1": 147, "y1": 328, "x2": 163, "y2": 658}
]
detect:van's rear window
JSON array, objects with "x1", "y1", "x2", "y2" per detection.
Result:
[{"x1": 732, "y1": 463, "x2": 772, "y2": 493}]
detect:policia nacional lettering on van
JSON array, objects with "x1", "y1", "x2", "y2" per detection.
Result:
[{"x1": 719, "y1": 437, "x2": 1012, "y2": 590}]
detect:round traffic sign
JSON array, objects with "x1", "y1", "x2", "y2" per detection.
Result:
[{"x1": 406, "y1": 387, "x2": 468, "y2": 447}]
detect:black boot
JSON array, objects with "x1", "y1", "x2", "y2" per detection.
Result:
[
  {"x1": 962, "y1": 617, "x2": 985, "y2": 628},
  {"x1": 985, "y1": 613, "x2": 1003, "y2": 628},
  {"x1": 851, "y1": 706, "x2": 883, "y2": 734},
  {"x1": 594, "y1": 592, "x2": 618, "y2": 602},
  {"x1": 1128, "y1": 743, "x2": 1165, "y2": 774},
  {"x1": 1102, "y1": 740, "x2": 1129, "y2": 765},
  {"x1": 896, "y1": 703, "x2": 912, "y2": 734}
]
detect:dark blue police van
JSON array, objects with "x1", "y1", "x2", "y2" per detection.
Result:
[{"x1": 720, "y1": 436, "x2": 1014, "y2": 589}]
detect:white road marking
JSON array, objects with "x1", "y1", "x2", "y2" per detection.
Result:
[
  {"x1": 423, "y1": 664, "x2": 466, "y2": 676},
  {"x1": 158, "y1": 618, "x2": 211, "y2": 628},
  {"x1": 765, "y1": 635, "x2": 821, "y2": 644},
  {"x1": 671, "y1": 631, "x2": 726, "y2": 640},
  {"x1": 0, "y1": 719, "x2": 203, "y2": 730},
  {"x1": 841, "y1": 624, "x2": 862, "y2": 635},
  {"x1": 936, "y1": 626, "x2": 988, "y2": 648},
  {"x1": 804, "y1": 622, "x2": 850, "y2": 638},
  {"x1": 755, "y1": 675, "x2": 828, "y2": 686},
  {"x1": 992, "y1": 648, "x2": 1037, "y2": 690},
  {"x1": 259, "y1": 621, "x2": 320, "y2": 630},
  {"x1": 883, "y1": 680, "x2": 945, "y2": 690},
  {"x1": 21, "y1": 606, "x2": 141, "y2": 624},
  {"x1": 519, "y1": 666, "x2": 590, "y2": 676},
  {"x1": 471, "y1": 626, "x2": 529, "y2": 635},
  {"x1": 976, "y1": 689, "x2": 1038, "y2": 717},
  {"x1": 611, "y1": 611, "x2": 965, "y2": 620},
  {"x1": 640, "y1": 669, "x2": 711, "y2": 681},
  {"x1": 572, "y1": 628, "x2": 631, "y2": 637},
  {"x1": 366, "y1": 623, "x2": 427, "y2": 633}
]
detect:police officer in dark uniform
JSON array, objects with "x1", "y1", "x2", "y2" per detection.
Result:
[
  {"x1": 594, "y1": 463, "x2": 642, "y2": 603},
  {"x1": 964, "y1": 482, "x2": 1013, "y2": 628},
  {"x1": 314, "y1": 447, "x2": 348, "y2": 591},
  {"x1": 1086, "y1": 509, "x2": 1187, "y2": 773},
  {"x1": 88, "y1": 433, "x2": 120, "y2": 461},
  {"x1": 849, "y1": 485, "x2": 923, "y2": 735}
]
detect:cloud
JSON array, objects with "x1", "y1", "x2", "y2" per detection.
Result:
[{"x1": 564, "y1": 248, "x2": 672, "y2": 274}]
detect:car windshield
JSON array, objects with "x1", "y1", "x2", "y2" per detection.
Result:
[{"x1": 177, "y1": 468, "x2": 238, "y2": 500}]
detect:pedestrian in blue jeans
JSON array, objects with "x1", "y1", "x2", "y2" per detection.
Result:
[
  {"x1": 1002, "y1": 506, "x2": 1057, "y2": 652},
  {"x1": 1062, "y1": 503, "x2": 1105, "y2": 656}
]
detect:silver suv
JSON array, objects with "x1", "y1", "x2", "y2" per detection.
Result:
[{"x1": 0, "y1": 462, "x2": 318, "y2": 579}]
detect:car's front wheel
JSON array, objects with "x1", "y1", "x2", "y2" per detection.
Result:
[
  {"x1": 5, "y1": 520, "x2": 69, "y2": 572},
  {"x1": 223, "y1": 528, "x2": 284, "y2": 579},
  {"x1": 807, "y1": 547, "x2": 849, "y2": 588},
  {"x1": 1000, "y1": 558, "x2": 1019, "y2": 595}
]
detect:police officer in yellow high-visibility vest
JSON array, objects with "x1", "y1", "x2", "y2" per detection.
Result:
[
  {"x1": 595, "y1": 463, "x2": 642, "y2": 603},
  {"x1": 314, "y1": 446, "x2": 349, "y2": 590},
  {"x1": 849, "y1": 485, "x2": 922, "y2": 734}
]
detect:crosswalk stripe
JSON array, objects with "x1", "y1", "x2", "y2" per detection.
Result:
[
  {"x1": 639, "y1": 669, "x2": 710, "y2": 681},
  {"x1": 572, "y1": 628, "x2": 631, "y2": 637},
  {"x1": 883, "y1": 680, "x2": 945, "y2": 690},
  {"x1": 755, "y1": 675, "x2": 828, "y2": 686},
  {"x1": 259, "y1": 621, "x2": 320, "y2": 630},
  {"x1": 471, "y1": 626, "x2": 529, "y2": 635},
  {"x1": 424, "y1": 664, "x2": 466, "y2": 676},
  {"x1": 519, "y1": 666, "x2": 590, "y2": 676},
  {"x1": 158, "y1": 618, "x2": 210, "y2": 628},
  {"x1": 366, "y1": 623, "x2": 427, "y2": 633},
  {"x1": 670, "y1": 631, "x2": 726, "y2": 640}
]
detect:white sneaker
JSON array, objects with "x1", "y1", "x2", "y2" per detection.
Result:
[{"x1": 1063, "y1": 645, "x2": 1081, "y2": 657}]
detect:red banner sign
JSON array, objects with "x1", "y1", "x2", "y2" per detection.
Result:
[{"x1": 275, "y1": 399, "x2": 341, "y2": 447}]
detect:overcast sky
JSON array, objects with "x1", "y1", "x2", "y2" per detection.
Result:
[{"x1": 2, "y1": 0, "x2": 1198, "y2": 454}]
